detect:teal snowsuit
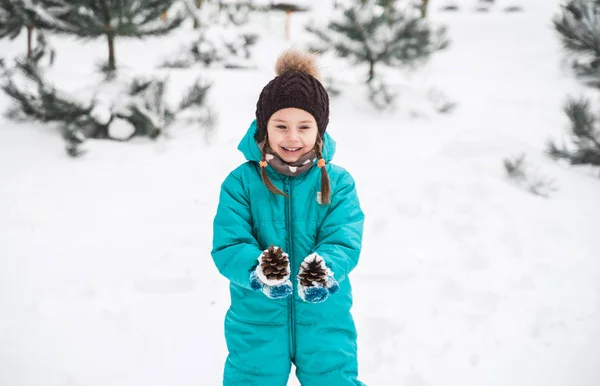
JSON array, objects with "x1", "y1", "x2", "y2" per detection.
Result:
[{"x1": 211, "y1": 120, "x2": 365, "y2": 385}]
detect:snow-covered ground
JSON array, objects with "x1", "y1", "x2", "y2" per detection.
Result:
[{"x1": 1, "y1": 0, "x2": 600, "y2": 385}]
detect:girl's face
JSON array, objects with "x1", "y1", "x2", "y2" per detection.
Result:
[{"x1": 266, "y1": 108, "x2": 318, "y2": 163}]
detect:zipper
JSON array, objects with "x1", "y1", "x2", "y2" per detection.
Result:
[{"x1": 284, "y1": 177, "x2": 297, "y2": 360}]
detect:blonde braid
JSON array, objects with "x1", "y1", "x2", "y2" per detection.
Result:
[
  {"x1": 260, "y1": 138, "x2": 288, "y2": 198},
  {"x1": 316, "y1": 137, "x2": 331, "y2": 205}
]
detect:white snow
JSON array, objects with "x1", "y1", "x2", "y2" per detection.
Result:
[
  {"x1": 1, "y1": 0, "x2": 600, "y2": 385},
  {"x1": 108, "y1": 117, "x2": 136, "y2": 140}
]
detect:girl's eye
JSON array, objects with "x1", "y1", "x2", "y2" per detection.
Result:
[
  {"x1": 299, "y1": 126, "x2": 311, "y2": 130},
  {"x1": 276, "y1": 125, "x2": 287, "y2": 129}
]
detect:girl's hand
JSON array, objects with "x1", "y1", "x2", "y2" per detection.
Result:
[
  {"x1": 297, "y1": 253, "x2": 339, "y2": 303},
  {"x1": 249, "y1": 245, "x2": 293, "y2": 300},
  {"x1": 257, "y1": 245, "x2": 290, "y2": 284}
]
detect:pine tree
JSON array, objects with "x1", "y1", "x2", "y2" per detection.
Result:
[
  {"x1": 550, "y1": 0, "x2": 600, "y2": 170},
  {"x1": 547, "y1": 98, "x2": 600, "y2": 167},
  {"x1": 1, "y1": 59, "x2": 215, "y2": 154},
  {"x1": 161, "y1": 23, "x2": 258, "y2": 69},
  {"x1": 41, "y1": 0, "x2": 185, "y2": 72},
  {"x1": 1, "y1": 60, "x2": 95, "y2": 124},
  {"x1": 163, "y1": 0, "x2": 259, "y2": 69},
  {"x1": 306, "y1": 0, "x2": 449, "y2": 84},
  {"x1": 0, "y1": 0, "x2": 67, "y2": 59},
  {"x1": 1, "y1": 59, "x2": 99, "y2": 156}
]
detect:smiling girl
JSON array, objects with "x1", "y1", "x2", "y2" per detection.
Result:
[{"x1": 211, "y1": 49, "x2": 365, "y2": 385}]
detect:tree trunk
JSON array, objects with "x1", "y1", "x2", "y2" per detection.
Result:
[
  {"x1": 27, "y1": 25, "x2": 33, "y2": 59},
  {"x1": 421, "y1": 0, "x2": 429, "y2": 18},
  {"x1": 285, "y1": 10, "x2": 292, "y2": 40},
  {"x1": 367, "y1": 60, "x2": 375, "y2": 83},
  {"x1": 107, "y1": 34, "x2": 116, "y2": 71},
  {"x1": 193, "y1": 0, "x2": 203, "y2": 28}
]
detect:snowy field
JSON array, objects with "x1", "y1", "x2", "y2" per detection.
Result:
[{"x1": 1, "y1": 0, "x2": 600, "y2": 385}]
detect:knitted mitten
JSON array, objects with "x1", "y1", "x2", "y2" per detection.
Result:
[
  {"x1": 297, "y1": 253, "x2": 339, "y2": 303},
  {"x1": 249, "y1": 245, "x2": 292, "y2": 300}
]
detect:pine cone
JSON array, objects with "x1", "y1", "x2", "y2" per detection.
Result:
[
  {"x1": 298, "y1": 256, "x2": 328, "y2": 287},
  {"x1": 260, "y1": 245, "x2": 289, "y2": 281}
]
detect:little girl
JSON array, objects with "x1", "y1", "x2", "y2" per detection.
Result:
[{"x1": 211, "y1": 49, "x2": 365, "y2": 386}]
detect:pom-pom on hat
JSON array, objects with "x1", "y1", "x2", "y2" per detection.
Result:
[{"x1": 255, "y1": 50, "x2": 330, "y2": 142}]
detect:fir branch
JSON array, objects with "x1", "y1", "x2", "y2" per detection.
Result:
[
  {"x1": 546, "y1": 97, "x2": 600, "y2": 167},
  {"x1": 179, "y1": 79, "x2": 211, "y2": 111}
]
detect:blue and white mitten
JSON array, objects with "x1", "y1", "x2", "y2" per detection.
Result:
[
  {"x1": 297, "y1": 253, "x2": 339, "y2": 303},
  {"x1": 249, "y1": 245, "x2": 292, "y2": 300}
]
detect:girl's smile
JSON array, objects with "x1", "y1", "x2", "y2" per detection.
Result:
[{"x1": 279, "y1": 146, "x2": 303, "y2": 158}]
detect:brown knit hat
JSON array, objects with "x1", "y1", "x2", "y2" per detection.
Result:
[{"x1": 255, "y1": 50, "x2": 329, "y2": 142}]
